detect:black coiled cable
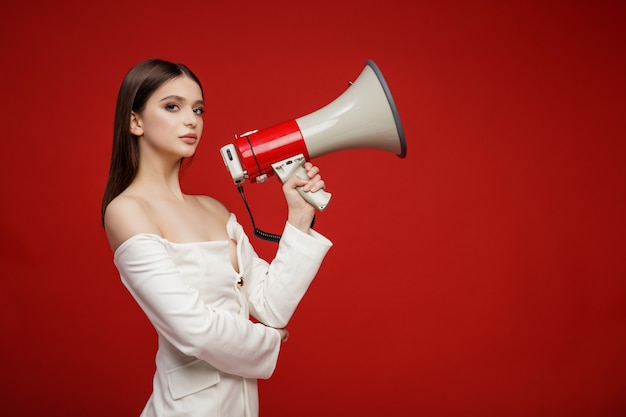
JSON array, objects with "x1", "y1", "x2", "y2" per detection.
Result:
[{"x1": 237, "y1": 183, "x2": 315, "y2": 243}]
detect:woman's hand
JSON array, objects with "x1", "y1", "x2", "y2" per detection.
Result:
[
  {"x1": 282, "y1": 162, "x2": 326, "y2": 233},
  {"x1": 276, "y1": 328, "x2": 289, "y2": 342}
]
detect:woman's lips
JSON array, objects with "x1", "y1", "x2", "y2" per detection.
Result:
[{"x1": 180, "y1": 133, "x2": 198, "y2": 144}]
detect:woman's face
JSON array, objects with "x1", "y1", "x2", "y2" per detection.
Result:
[{"x1": 132, "y1": 75, "x2": 205, "y2": 160}]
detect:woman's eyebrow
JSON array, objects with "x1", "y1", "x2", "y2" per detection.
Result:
[
  {"x1": 159, "y1": 95, "x2": 204, "y2": 106},
  {"x1": 159, "y1": 95, "x2": 186, "y2": 102}
]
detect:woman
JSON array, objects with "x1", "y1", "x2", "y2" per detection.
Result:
[{"x1": 101, "y1": 59, "x2": 332, "y2": 417}]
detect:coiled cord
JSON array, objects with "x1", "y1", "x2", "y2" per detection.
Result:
[{"x1": 237, "y1": 183, "x2": 315, "y2": 243}]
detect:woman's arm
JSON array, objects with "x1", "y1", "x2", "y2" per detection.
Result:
[
  {"x1": 106, "y1": 195, "x2": 283, "y2": 379},
  {"x1": 239, "y1": 162, "x2": 333, "y2": 328},
  {"x1": 115, "y1": 234, "x2": 283, "y2": 379}
]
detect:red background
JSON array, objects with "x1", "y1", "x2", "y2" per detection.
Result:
[{"x1": 1, "y1": 1, "x2": 625, "y2": 416}]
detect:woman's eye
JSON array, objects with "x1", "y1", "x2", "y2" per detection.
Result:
[
  {"x1": 193, "y1": 108, "x2": 205, "y2": 116},
  {"x1": 165, "y1": 103, "x2": 180, "y2": 112}
]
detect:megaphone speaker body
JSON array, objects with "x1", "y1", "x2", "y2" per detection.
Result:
[{"x1": 220, "y1": 59, "x2": 406, "y2": 210}]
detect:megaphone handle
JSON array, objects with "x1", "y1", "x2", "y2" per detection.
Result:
[{"x1": 271, "y1": 155, "x2": 332, "y2": 212}]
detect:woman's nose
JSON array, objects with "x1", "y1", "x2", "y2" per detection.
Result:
[{"x1": 184, "y1": 108, "x2": 197, "y2": 126}]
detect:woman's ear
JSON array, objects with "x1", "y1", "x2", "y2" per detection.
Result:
[{"x1": 130, "y1": 112, "x2": 143, "y2": 136}]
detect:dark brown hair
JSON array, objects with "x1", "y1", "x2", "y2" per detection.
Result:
[{"x1": 101, "y1": 59, "x2": 203, "y2": 226}]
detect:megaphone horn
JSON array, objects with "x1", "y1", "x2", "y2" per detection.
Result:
[{"x1": 220, "y1": 59, "x2": 407, "y2": 212}]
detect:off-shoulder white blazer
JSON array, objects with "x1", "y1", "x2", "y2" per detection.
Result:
[{"x1": 114, "y1": 214, "x2": 332, "y2": 417}]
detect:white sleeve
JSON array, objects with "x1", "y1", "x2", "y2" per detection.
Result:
[
  {"x1": 236, "y1": 221, "x2": 333, "y2": 328},
  {"x1": 114, "y1": 234, "x2": 281, "y2": 379}
]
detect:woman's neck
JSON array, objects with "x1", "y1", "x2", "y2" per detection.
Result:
[{"x1": 132, "y1": 156, "x2": 185, "y2": 201}]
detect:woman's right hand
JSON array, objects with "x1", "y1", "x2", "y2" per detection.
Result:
[{"x1": 282, "y1": 162, "x2": 326, "y2": 233}]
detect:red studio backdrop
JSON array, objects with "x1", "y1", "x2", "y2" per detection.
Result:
[{"x1": 1, "y1": 1, "x2": 624, "y2": 416}]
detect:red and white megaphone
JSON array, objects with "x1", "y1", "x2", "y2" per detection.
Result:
[{"x1": 220, "y1": 59, "x2": 406, "y2": 212}]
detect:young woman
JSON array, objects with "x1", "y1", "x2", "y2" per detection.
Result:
[{"x1": 101, "y1": 59, "x2": 332, "y2": 417}]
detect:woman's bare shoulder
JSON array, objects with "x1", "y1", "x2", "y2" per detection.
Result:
[
  {"x1": 104, "y1": 194, "x2": 161, "y2": 252},
  {"x1": 193, "y1": 195, "x2": 231, "y2": 222}
]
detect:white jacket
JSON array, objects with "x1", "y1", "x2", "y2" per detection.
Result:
[{"x1": 114, "y1": 214, "x2": 332, "y2": 417}]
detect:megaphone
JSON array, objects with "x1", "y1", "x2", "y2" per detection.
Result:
[{"x1": 220, "y1": 59, "x2": 406, "y2": 212}]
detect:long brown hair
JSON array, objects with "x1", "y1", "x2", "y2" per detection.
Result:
[{"x1": 101, "y1": 59, "x2": 203, "y2": 226}]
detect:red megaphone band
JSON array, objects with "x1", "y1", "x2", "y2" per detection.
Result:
[{"x1": 234, "y1": 119, "x2": 310, "y2": 181}]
